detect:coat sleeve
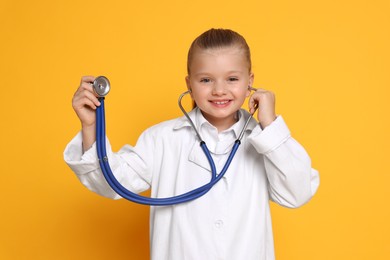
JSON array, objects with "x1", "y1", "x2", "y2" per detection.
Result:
[
  {"x1": 247, "y1": 116, "x2": 320, "y2": 208},
  {"x1": 63, "y1": 130, "x2": 154, "y2": 199}
]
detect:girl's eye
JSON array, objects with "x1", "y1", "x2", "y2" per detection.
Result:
[
  {"x1": 200, "y1": 78, "x2": 211, "y2": 83},
  {"x1": 228, "y1": 77, "x2": 239, "y2": 82}
]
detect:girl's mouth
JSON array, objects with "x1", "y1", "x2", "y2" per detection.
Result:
[{"x1": 210, "y1": 100, "x2": 232, "y2": 107}]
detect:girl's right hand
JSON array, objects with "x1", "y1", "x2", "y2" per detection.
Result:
[{"x1": 72, "y1": 76, "x2": 101, "y2": 128}]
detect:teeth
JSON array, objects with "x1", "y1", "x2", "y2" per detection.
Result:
[{"x1": 214, "y1": 101, "x2": 228, "y2": 105}]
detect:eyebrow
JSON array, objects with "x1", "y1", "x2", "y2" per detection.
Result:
[{"x1": 193, "y1": 70, "x2": 245, "y2": 77}]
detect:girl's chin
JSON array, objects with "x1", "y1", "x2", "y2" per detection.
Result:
[{"x1": 201, "y1": 110, "x2": 238, "y2": 122}]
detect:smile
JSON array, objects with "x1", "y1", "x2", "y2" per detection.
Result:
[
  {"x1": 214, "y1": 100, "x2": 229, "y2": 105},
  {"x1": 210, "y1": 100, "x2": 232, "y2": 107}
]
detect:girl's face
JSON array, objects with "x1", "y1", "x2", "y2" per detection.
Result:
[{"x1": 186, "y1": 46, "x2": 254, "y2": 131}]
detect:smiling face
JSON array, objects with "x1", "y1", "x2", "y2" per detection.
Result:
[{"x1": 186, "y1": 46, "x2": 254, "y2": 131}]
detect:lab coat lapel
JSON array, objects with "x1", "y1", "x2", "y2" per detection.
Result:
[
  {"x1": 174, "y1": 108, "x2": 213, "y2": 172},
  {"x1": 177, "y1": 108, "x2": 258, "y2": 174},
  {"x1": 188, "y1": 140, "x2": 213, "y2": 173}
]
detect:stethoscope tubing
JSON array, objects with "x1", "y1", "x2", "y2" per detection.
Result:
[
  {"x1": 96, "y1": 97, "x2": 241, "y2": 206},
  {"x1": 93, "y1": 76, "x2": 258, "y2": 206}
]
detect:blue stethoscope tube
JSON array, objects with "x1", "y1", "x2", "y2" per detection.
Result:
[{"x1": 94, "y1": 76, "x2": 256, "y2": 206}]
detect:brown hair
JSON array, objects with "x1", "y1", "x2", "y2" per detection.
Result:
[{"x1": 187, "y1": 28, "x2": 252, "y2": 75}]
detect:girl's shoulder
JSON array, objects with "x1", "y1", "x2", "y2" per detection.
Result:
[
  {"x1": 143, "y1": 114, "x2": 191, "y2": 137},
  {"x1": 140, "y1": 109, "x2": 198, "y2": 144}
]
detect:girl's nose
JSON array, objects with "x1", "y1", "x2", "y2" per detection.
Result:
[{"x1": 212, "y1": 82, "x2": 226, "y2": 95}]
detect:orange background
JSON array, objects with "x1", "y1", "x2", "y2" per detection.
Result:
[{"x1": 0, "y1": 0, "x2": 389, "y2": 259}]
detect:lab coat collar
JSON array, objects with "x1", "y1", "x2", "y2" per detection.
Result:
[
  {"x1": 173, "y1": 107, "x2": 258, "y2": 138},
  {"x1": 173, "y1": 107, "x2": 258, "y2": 174}
]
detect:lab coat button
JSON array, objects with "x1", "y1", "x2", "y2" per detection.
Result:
[{"x1": 214, "y1": 220, "x2": 224, "y2": 228}]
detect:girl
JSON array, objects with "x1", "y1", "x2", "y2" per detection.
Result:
[{"x1": 64, "y1": 28, "x2": 319, "y2": 260}]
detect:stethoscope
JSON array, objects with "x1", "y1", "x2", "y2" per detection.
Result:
[{"x1": 93, "y1": 76, "x2": 258, "y2": 206}]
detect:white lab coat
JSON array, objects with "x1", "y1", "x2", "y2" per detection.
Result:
[{"x1": 64, "y1": 108, "x2": 319, "y2": 260}]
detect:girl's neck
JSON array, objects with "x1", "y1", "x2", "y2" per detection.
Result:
[{"x1": 200, "y1": 110, "x2": 239, "y2": 133}]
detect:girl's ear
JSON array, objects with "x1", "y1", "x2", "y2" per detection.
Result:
[
  {"x1": 246, "y1": 73, "x2": 254, "y2": 97},
  {"x1": 185, "y1": 76, "x2": 191, "y2": 89},
  {"x1": 185, "y1": 76, "x2": 193, "y2": 97}
]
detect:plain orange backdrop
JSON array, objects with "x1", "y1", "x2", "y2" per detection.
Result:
[{"x1": 0, "y1": 0, "x2": 389, "y2": 259}]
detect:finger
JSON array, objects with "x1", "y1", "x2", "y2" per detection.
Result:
[
  {"x1": 74, "y1": 96, "x2": 98, "y2": 111},
  {"x1": 256, "y1": 88, "x2": 275, "y2": 99},
  {"x1": 253, "y1": 88, "x2": 270, "y2": 93},
  {"x1": 73, "y1": 88, "x2": 101, "y2": 107},
  {"x1": 76, "y1": 81, "x2": 95, "y2": 97},
  {"x1": 250, "y1": 89, "x2": 275, "y2": 104},
  {"x1": 82, "y1": 97, "x2": 98, "y2": 110},
  {"x1": 80, "y1": 81, "x2": 94, "y2": 92},
  {"x1": 85, "y1": 99, "x2": 98, "y2": 110},
  {"x1": 80, "y1": 75, "x2": 96, "y2": 84},
  {"x1": 80, "y1": 89, "x2": 101, "y2": 106},
  {"x1": 248, "y1": 96, "x2": 255, "y2": 108},
  {"x1": 248, "y1": 95, "x2": 259, "y2": 114}
]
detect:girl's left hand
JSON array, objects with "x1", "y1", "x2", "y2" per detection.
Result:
[{"x1": 248, "y1": 88, "x2": 277, "y2": 129}]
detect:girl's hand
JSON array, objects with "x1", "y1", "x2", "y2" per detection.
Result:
[
  {"x1": 72, "y1": 76, "x2": 101, "y2": 128},
  {"x1": 248, "y1": 88, "x2": 276, "y2": 129}
]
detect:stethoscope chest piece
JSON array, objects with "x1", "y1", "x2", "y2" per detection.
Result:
[{"x1": 93, "y1": 76, "x2": 110, "y2": 97}]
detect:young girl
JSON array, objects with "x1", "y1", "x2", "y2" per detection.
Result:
[{"x1": 64, "y1": 28, "x2": 319, "y2": 260}]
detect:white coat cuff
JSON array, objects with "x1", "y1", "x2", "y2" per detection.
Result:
[
  {"x1": 63, "y1": 132, "x2": 106, "y2": 175},
  {"x1": 247, "y1": 116, "x2": 291, "y2": 154}
]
